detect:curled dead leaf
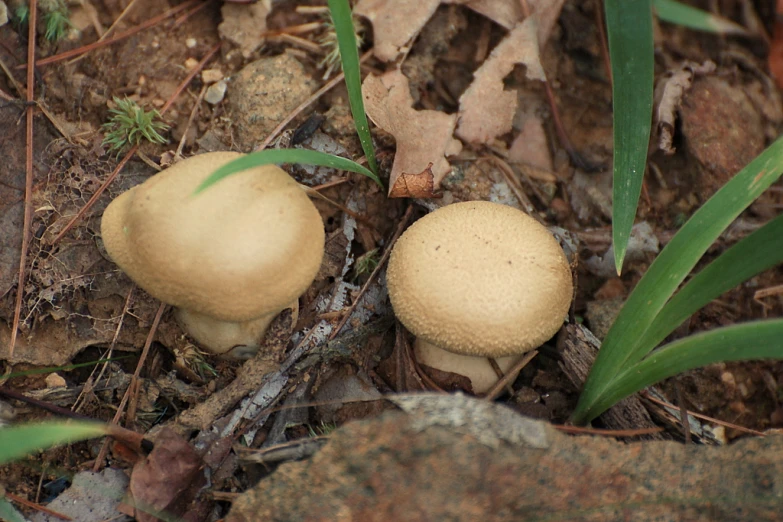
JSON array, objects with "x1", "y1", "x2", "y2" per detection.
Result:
[{"x1": 388, "y1": 163, "x2": 441, "y2": 199}]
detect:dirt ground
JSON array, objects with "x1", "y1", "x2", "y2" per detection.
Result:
[{"x1": 1, "y1": 0, "x2": 783, "y2": 519}]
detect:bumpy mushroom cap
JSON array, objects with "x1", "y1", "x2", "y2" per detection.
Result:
[
  {"x1": 387, "y1": 201, "x2": 573, "y2": 392},
  {"x1": 101, "y1": 151, "x2": 325, "y2": 356}
]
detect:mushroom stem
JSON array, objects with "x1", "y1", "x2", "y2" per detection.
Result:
[
  {"x1": 174, "y1": 308, "x2": 275, "y2": 359},
  {"x1": 414, "y1": 339, "x2": 522, "y2": 395}
]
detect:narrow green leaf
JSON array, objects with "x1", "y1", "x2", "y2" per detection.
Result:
[
  {"x1": 3, "y1": 356, "x2": 130, "y2": 380},
  {"x1": 327, "y1": 0, "x2": 378, "y2": 176},
  {"x1": 573, "y1": 135, "x2": 783, "y2": 425},
  {"x1": 0, "y1": 421, "x2": 107, "y2": 465},
  {"x1": 642, "y1": 213, "x2": 783, "y2": 354},
  {"x1": 0, "y1": 498, "x2": 26, "y2": 522},
  {"x1": 654, "y1": 0, "x2": 748, "y2": 35},
  {"x1": 194, "y1": 148, "x2": 382, "y2": 194},
  {"x1": 606, "y1": 0, "x2": 654, "y2": 274},
  {"x1": 578, "y1": 319, "x2": 783, "y2": 421}
]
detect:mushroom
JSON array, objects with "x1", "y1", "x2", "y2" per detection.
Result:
[
  {"x1": 386, "y1": 201, "x2": 573, "y2": 393},
  {"x1": 100, "y1": 151, "x2": 325, "y2": 358}
]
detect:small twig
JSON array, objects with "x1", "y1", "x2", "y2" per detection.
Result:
[
  {"x1": 66, "y1": 0, "x2": 141, "y2": 66},
  {"x1": 3, "y1": 490, "x2": 72, "y2": 521},
  {"x1": 17, "y1": 0, "x2": 202, "y2": 69},
  {"x1": 483, "y1": 350, "x2": 538, "y2": 401},
  {"x1": 553, "y1": 425, "x2": 664, "y2": 437},
  {"x1": 328, "y1": 205, "x2": 414, "y2": 340},
  {"x1": 52, "y1": 42, "x2": 220, "y2": 244},
  {"x1": 73, "y1": 286, "x2": 135, "y2": 413},
  {"x1": 92, "y1": 302, "x2": 166, "y2": 472},
  {"x1": 10, "y1": 0, "x2": 38, "y2": 358},
  {"x1": 175, "y1": 85, "x2": 207, "y2": 160},
  {"x1": 641, "y1": 390, "x2": 766, "y2": 437},
  {"x1": 256, "y1": 49, "x2": 374, "y2": 151}
]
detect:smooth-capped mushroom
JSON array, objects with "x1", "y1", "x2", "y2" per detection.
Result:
[
  {"x1": 386, "y1": 201, "x2": 573, "y2": 393},
  {"x1": 101, "y1": 151, "x2": 325, "y2": 358}
]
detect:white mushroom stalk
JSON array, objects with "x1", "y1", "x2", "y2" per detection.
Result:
[
  {"x1": 100, "y1": 151, "x2": 325, "y2": 358},
  {"x1": 386, "y1": 201, "x2": 573, "y2": 394}
]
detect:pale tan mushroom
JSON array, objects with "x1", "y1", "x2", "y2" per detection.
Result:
[
  {"x1": 386, "y1": 201, "x2": 573, "y2": 393},
  {"x1": 101, "y1": 151, "x2": 325, "y2": 358}
]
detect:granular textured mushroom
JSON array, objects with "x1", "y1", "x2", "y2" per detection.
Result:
[
  {"x1": 101, "y1": 151, "x2": 325, "y2": 356},
  {"x1": 388, "y1": 201, "x2": 572, "y2": 357}
]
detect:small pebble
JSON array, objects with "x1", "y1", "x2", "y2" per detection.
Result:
[
  {"x1": 184, "y1": 57, "x2": 199, "y2": 70},
  {"x1": 202, "y1": 68, "x2": 224, "y2": 84},
  {"x1": 45, "y1": 373, "x2": 67, "y2": 388},
  {"x1": 205, "y1": 80, "x2": 228, "y2": 105},
  {"x1": 186, "y1": 37, "x2": 197, "y2": 49}
]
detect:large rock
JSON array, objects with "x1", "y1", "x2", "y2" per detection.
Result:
[
  {"x1": 228, "y1": 394, "x2": 783, "y2": 521},
  {"x1": 227, "y1": 53, "x2": 317, "y2": 151}
]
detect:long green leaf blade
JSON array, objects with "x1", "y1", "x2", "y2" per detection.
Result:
[
  {"x1": 654, "y1": 0, "x2": 748, "y2": 35},
  {"x1": 642, "y1": 213, "x2": 783, "y2": 353},
  {"x1": 327, "y1": 0, "x2": 378, "y2": 176},
  {"x1": 573, "y1": 136, "x2": 783, "y2": 425},
  {"x1": 0, "y1": 421, "x2": 106, "y2": 465},
  {"x1": 0, "y1": 498, "x2": 26, "y2": 522},
  {"x1": 194, "y1": 148, "x2": 382, "y2": 194},
  {"x1": 578, "y1": 319, "x2": 783, "y2": 421},
  {"x1": 606, "y1": 0, "x2": 654, "y2": 274}
]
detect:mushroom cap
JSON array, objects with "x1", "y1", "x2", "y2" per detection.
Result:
[
  {"x1": 386, "y1": 201, "x2": 572, "y2": 357},
  {"x1": 101, "y1": 151, "x2": 325, "y2": 322}
]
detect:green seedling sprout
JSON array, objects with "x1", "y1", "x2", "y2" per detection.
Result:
[{"x1": 102, "y1": 96, "x2": 169, "y2": 154}]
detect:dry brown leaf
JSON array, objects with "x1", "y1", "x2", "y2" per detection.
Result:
[
  {"x1": 388, "y1": 163, "x2": 440, "y2": 199},
  {"x1": 356, "y1": 0, "x2": 564, "y2": 62},
  {"x1": 508, "y1": 114, "x2": 553, "y2": 171},
  {"x1": 218, "y1": 2, "x2": 270, "y2": 58},
  {"x1": 456, "y1": 17, "x2": 545, "y2": 145},
  {"x1": 129, "y1": 428, "x2": 206, "y2": 522},
  {"x1": 363, "y1": 70, "x2": 462, "y2": 194},
  {"x1": 355, "y1": 0, "x2": 441, "y2": 61}
]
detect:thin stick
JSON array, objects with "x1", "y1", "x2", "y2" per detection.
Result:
[
  {"x1": 18, "y1": 0, "x2": 201, "y2": 68},
  {"x1": 66, "y1": 0, "x2": 141, "y2": 66},
  {"x1": 9, "y1": 0, "x2": 38, "y2": 358},
  {"x1": 483, "y1": 350, "x2": 538, "y2": 401},
  {"x1": 92, "y1": 302, "x2": 166, "y2": 472},
  {"x1": 52, "y1": 42, "x2": 220, "y2": 244},
  {"x1": 174, "y1": 84, "x2": 207, "y2": 160},
  {"x1": 328, "y1": 205, "x2": 414, "y2": 341}
]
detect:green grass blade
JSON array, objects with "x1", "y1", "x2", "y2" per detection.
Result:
[
  {"x1": 3, "y1": 356, "x2": 130, "y2": 380},
  {"x1": 0, "y1": 421, "x2": 107, "y2": 465},
  {"x1": 573, "y1": 136, "x2": 783, "y2": 425},
  {"x1": 606, "y1": 0, "x2": 654, "y2": 274},
  {"x1": 577, "y1": 319, "x2": 783, "y2": 421},
  {"x1": 653, "y1": 0, "x2": 748, "y2": 35},
  {"x1": 327, "y1": 0, "x2": 378, "y2": 176},
  {"x1": 194, "y1": 148, "x2": 382, "y2": 194},
  {"x1": 0, "y1": 498, "x2": 26, "y2": 522},
  {"x1": 642, "y1": 213, "x2": 783, "y2": 353}
]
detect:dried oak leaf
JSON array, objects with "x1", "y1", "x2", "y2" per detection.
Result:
[
  {"x1": 388, "y1": 163, "x2": 438, "y2": 198},
  {"x1": 456, "y1": 17, "x2": 545, "y2": 145},
  {"x1": 129, "y1": 428, "x2": 206, "y2": 522},
  {"x1": 363, "y1": 70, "x2": 462, "y2": 195},
  {"x1": 355, "y1": 0, "x2": 562, "y2": 62}
]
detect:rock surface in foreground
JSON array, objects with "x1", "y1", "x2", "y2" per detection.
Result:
[{"x1": 227, "y1": 394, "x2": 783, "y2": 522}]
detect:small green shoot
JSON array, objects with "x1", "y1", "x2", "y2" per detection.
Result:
[
  {"x1": 102, "y1": 96, "x2": 169, "y2": 154},
  {"x1": 13, "y1": 5, "x2": 29, "y2": 26},
  {"x1": 572, "y1": 135, "x2": 783, "y2": 425},
  {"x1": 318, "y1": 10, "x2": 364, "y2": 80},
  {"x1": 43, "y1": 6, "x2": 72, "y2": 42},
  {"x1": 308, "y1": 421, "x2": 337, "y2": 437},
  {"x1": 352, "y1": 248, "x2": 379, "y2": 282}
]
